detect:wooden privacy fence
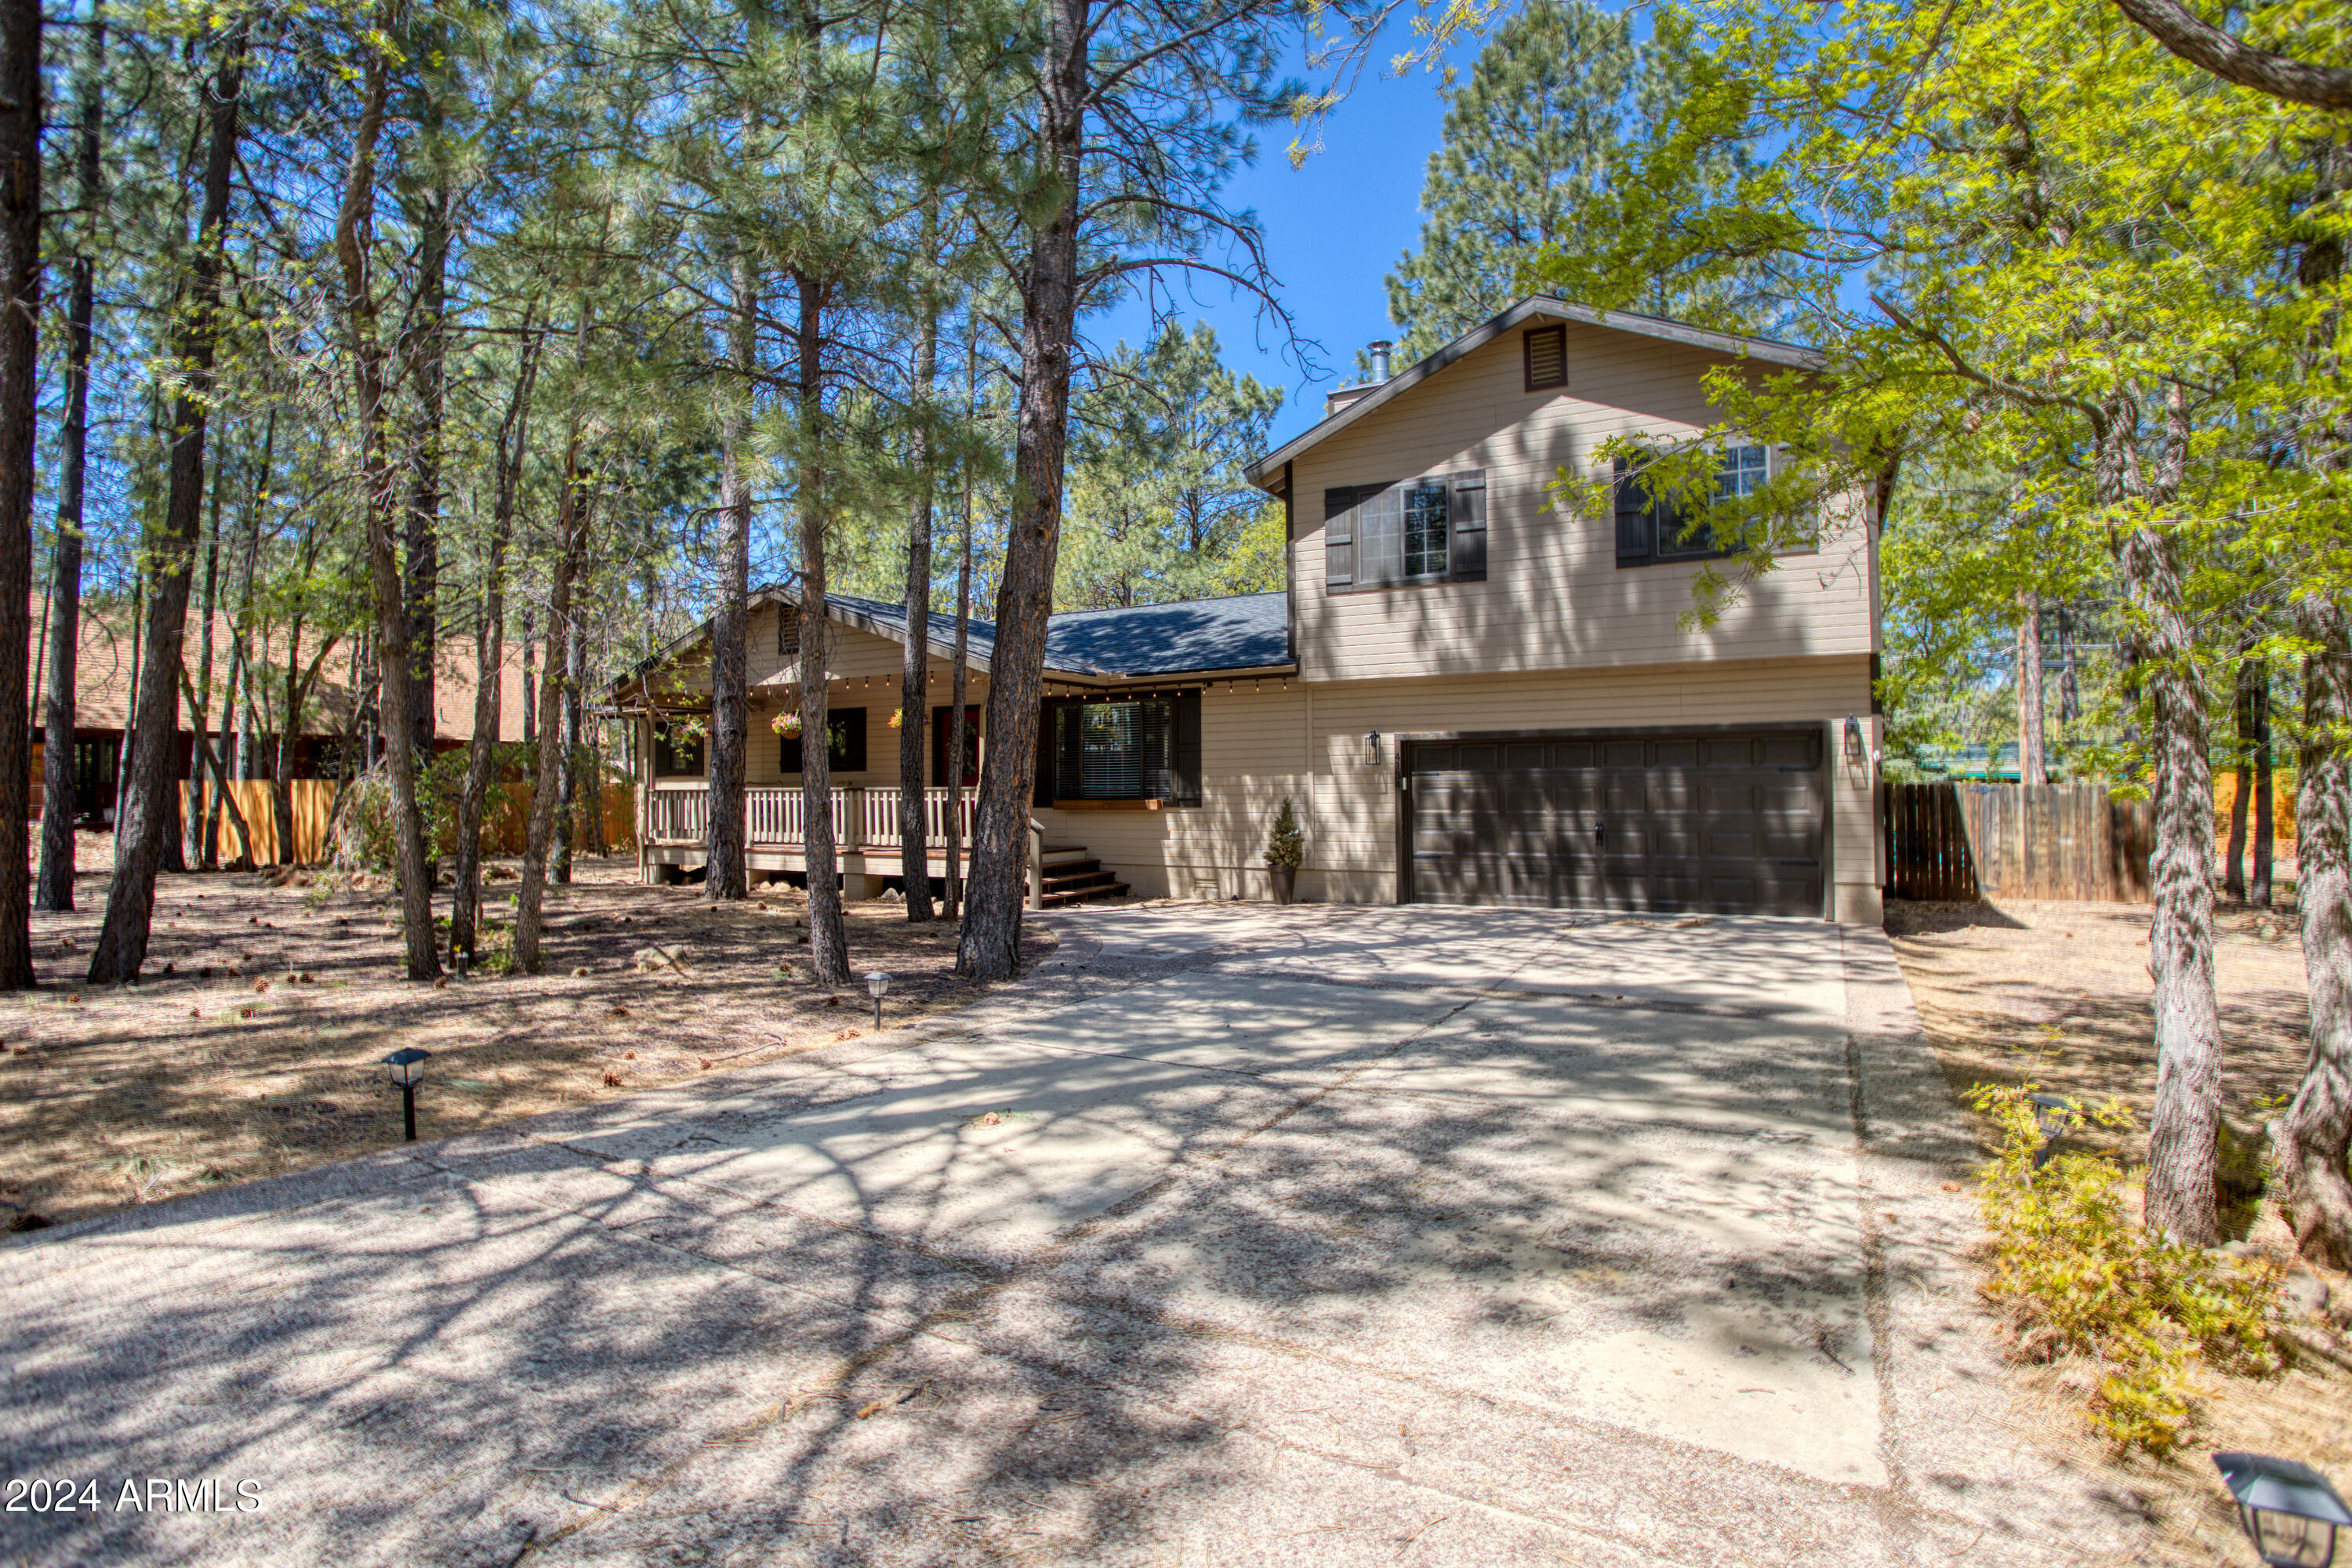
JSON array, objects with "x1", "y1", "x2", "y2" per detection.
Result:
[
  {"x1": 1883, "y1": 781, "x2": 2154, "y2": 903},
  {"x1": 179, "y1": 779, "x2": 637, "y2": 868},
  {"x1": 180, "y1": 780, "x2": 339, "y2": 866}
]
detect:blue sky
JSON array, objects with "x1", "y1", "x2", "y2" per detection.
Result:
[{"x1": 1089, "y1": 34, "x2": 1459, "y2": 449}]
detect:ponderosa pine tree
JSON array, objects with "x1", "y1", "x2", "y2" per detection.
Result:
[
  {"x1": 954, "y1": 0, "x2": 1329, "y2": 982},
  {"x1": 0, "y1": 0, "x2": 35, "y2": 986},
  {"x1": 1383, "y1": 0, "x2": 1639, "y2": 360},
  {"x1": 38, "y1": 1, "x2": 103, "y2": 916},
  {"x1": 1058, "y1": 323, "x2": 1283, "y2": 609},
  {"x1": 89, "y1": 13, "x2": 249, "y2": 984}
]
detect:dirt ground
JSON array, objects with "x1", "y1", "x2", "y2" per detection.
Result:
[
  {"x1": 0, "y1": 834, "x2": 1053, "y2": 1229},
  {"x1": 1886, "y1": 889, "x2": 2352, "y2": 1565}
]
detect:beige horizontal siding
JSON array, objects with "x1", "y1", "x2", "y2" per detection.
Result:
[
  {"x1": 1043, "y1": 659, "x2": 1877, "y2": 909},
  {"x1": 1290, "y1": 321, "x2": 1876, "y2": 682}
]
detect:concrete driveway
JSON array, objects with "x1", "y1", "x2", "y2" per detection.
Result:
[{"x1": 4, "y1": 906, "x2": 2148, "y2": 1566}]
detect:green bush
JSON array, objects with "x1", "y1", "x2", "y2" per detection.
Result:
[
  {"x1": 1264, "y1": 797, "x2": 1303, "y2": 869},
  {"x1": 1969, "y1": 1083, "x2": 2281, "y2": 1455}
]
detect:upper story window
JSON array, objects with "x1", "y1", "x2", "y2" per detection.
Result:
[
  {"x1": 1324, "y1": 471, "x2": 1486, "y2": 593},
  {"x1": 1613, "y1": 445, "x2": 1771, "y2": 568},
  {"x1": 1717, "y1": 443, "x2": 1769, "y2": 501}
]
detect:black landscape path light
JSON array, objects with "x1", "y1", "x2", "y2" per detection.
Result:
[
  {"x1": 2028, "y1": 1093, "x2": 2084, "y2": 1170},
  {"x1": 866, "y1": 971, "x2": 891, "y2": 1031},
  {"x1": 381, "y1": 1047, "x2": 433, "y2": 1142},
  {"x1": 2216, "y1": 1453, "x2": 2352, "y2": 1567}
]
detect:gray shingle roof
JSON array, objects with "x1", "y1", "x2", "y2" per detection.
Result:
[{"x1": 824, "y1": 590, "x2": 1291, "y2": 678}]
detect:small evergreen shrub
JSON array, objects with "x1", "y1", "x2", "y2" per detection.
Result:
[
  {"x1": 1969, "y1": 1083, "x2": 2282, "y2": 1455},
  {"x1": 1264, "y1": 797, "x2": 1303, "y2": 869}
]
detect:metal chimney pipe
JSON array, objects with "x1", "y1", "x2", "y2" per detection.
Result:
[{"x1": 1368, "y1": 340, "x2": 1393, "y2": 381}]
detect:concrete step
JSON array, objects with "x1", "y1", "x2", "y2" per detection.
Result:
[{"x1": 1040, "y1": 880, "x2": 1129, "y2": 906}]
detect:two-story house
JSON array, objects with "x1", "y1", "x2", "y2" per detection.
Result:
[{"x1": 612, "y1": 296, "x2": 1886, "y2": 923}]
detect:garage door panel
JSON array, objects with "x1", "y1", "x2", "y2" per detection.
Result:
[
  {"x1": 1702, "y1": 737, "x2": 1756, "y2": 768},
  {"x1": 1406, "y1": 729, "x2": 1826, "y2": 915},
  {"x1": 1648, "y1": 775, "x2": 1700, "y2": 811}
]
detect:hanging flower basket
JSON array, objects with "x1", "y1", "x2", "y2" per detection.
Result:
[
  {"x1": 771, "y1": 713, "x2": 803, "y2": 737},
  {"x1": 888, "y1": 708, "x2": 904, "y2": 730}
]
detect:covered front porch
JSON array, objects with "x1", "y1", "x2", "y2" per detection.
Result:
[{"x1": 638, "y1": 782, "x2": 1128, "y2": 906}]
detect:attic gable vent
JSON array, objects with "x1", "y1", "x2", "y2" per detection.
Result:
[
  {"x1": 776, "y1": 605, "x2": 800, "y2": 657},
  {"x1": 1523, "y1": 325, "x2": 1566, "y2": 391}
]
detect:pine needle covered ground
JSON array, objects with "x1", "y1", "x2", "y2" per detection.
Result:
[
  {"x1": 1887, "y1": 891, "x2": 2351, "y2": 1565},
  {"x1": 1, "y1": 838, "x2": 1050, "y2": 1229}
]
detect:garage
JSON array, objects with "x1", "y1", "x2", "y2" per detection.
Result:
[{"x1": 1403, "y1": 728, "x2": 1827, "y2": 915}]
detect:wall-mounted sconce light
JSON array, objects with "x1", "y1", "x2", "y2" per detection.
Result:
[
  {"x1": 1843, "y1": 714, "x2": 1867, "y2": 766},
  {"x1": 1363, "y1": 731, "x2": 1383, "y2": 767}
]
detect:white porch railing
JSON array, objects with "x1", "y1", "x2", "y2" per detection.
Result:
[{"x1": 647, "y1": 782, "x2": 978, "y2": 850}]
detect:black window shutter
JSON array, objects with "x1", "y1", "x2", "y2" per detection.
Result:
[
  {"x1": 655, "y1": 724, "x2": 675, "y2": 776},
  {"x1": 1042, "y1": 702, "x2": 1076, "y2": 807},
  {"x1": 1613, "y1": 457, "x2": 1653, "y2": 567},
  {"x1": 1171, "y1": 691, "x2": 1203, "y2": 806},
  {"x1": 1138, "y1": 702, "x2": 1173, "y2": 799},
  {"x1": 1449, "y1": 472, "x2": 1486, "y2": 582},
  {"x1": 1323, "y1": 487, "x2": 1356, "y2": 590}
]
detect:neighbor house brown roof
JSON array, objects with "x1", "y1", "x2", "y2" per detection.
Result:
[{"x1": 27, "y1": 596, "x2": 536, "y2": 744}]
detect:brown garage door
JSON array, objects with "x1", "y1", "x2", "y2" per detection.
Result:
[{"x1": 1403, "y1": 730, "x2": 1826, "y2": 915}]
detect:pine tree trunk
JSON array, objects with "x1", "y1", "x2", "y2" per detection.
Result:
[
  {"x1": 404, "y1": 173, "x2": 450, "y2": 760},
  {"x1": 2016, "y1": 588, "x2": 2045, "y2": 784},
  {"x1": 2126, "y1": 518, "x2": 2223, "y2": 1245},
  {"x1": 38, "y1": 5, "x2": 102, "y2": 914},
  {"x1": 2055, "y1": 601, "x2": 2082, "y2": 737},
  {"x1": 332, "y1": 36, "x2": 438, "y2": 982},
  {"x1": 114, "y1": 574, "x2": 141, "y2": 837},
  {"x1": 521, "y1": 608, "x2": 538, "y2": 746},
  {"x1": 452, "y1": 322, "x2": 535, "y2": 960},
  {"x1": 705, "y1": 263, "x2": 754, "y2": 902},
  {"x1": 898, "y1": 286, "x2": 938, "y2": 921},
  {"x1": 2227, "y1": 651, "x2": 2256, "y2": 901},
  {"x1": 944, "y1": 517, "x2": 973, "y2": 920},
  {"x1": 2274, "y1": 599, "x2": 2352, "y2": 1268},
  {"x1": 515, "y1": 416, "x2": 589, "y2": 975},
  {"x1": 0, "y1": 0, "x2": 33, "y2": 985},
  {"x1": 2251, "y1": 668, "x2": 2274, "y2": 907},
  {"x1": 209, "y1": 412, "x2": 267, "y2": 867},
  {"x1": 89, "y1": 21, "x2": 247, "y2": 984},
  {"x1": 554, "y1": 631, "x2": 583, "y2": 885},
  {"x1": 794, "y1": 274, "x2": 851, "y2": 984},
  {"x1": 959, "y1": 11, "x2": 1087, "y2": 982},
  {"x1": 183, "y1": 453, "x2": 228, "y2": 869}
]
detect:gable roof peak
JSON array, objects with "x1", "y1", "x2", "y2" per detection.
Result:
[{"x1": 1243, "y1": 295, "x2": 1821, "y2": 490}]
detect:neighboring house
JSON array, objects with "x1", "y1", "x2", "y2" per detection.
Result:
[
  {"x1": 612, "y1": 296, "x2": 1888, "y2": 921},
  {"x1": 24, "y1": 597, "x2": 536, "y2": 826}
]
